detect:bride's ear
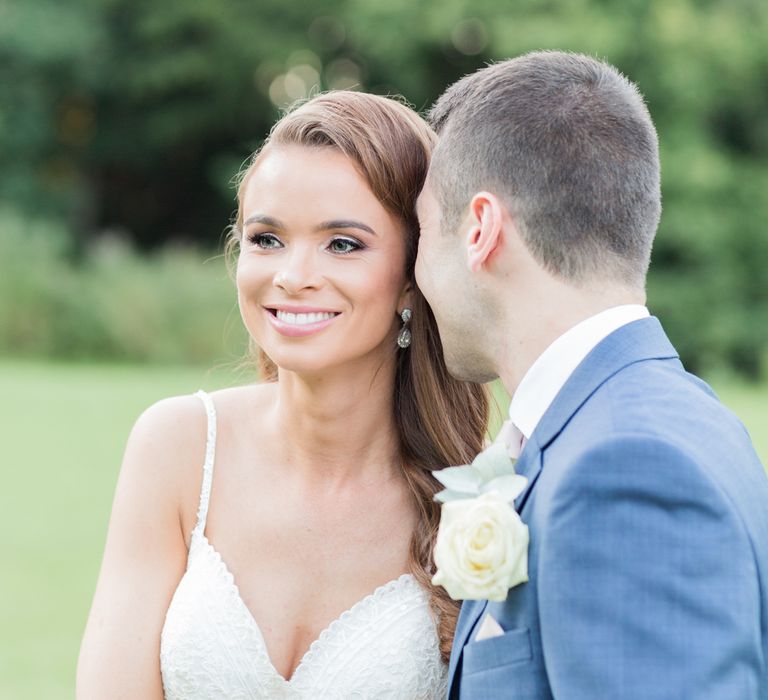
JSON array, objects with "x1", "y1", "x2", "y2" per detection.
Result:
[{"x1": 466, "y1": 192, "x2": 505, "y2": 273}]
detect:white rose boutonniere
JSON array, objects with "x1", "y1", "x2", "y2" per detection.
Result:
[{"x1": 431, "y1": 442, "x2": 529, "y2": 602}]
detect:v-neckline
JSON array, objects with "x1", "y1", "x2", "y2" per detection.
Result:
[{"x1": 196, "y1": 531, "x2": 415, "y2": 685}]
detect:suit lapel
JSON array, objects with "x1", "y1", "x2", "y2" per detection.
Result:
[
  {"x1": 504, "y1": 316, "x2": 678, "y2": 512},
  {"x1": 515, "y1": 317, "x2": 677, "y2": 513},
  {"x1": 530, "y1": 316, "x2": 678, "y2": 452},
  {"x1": 513, "y1": 447, "x2": 543, "y2": 513},
  {"x1": 447, "y1": 598, "x2": 488, "y2": 695},
  {"x1": 446, "y1": 318, "x2": 679, "y2": 694},
  {"x1": 509, "y1": 317, "x2": 677, "y2": 512}
]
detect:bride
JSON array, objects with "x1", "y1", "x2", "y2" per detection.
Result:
[{"x1": 77, "y1": 91, "x2": 489, "y2": 698}]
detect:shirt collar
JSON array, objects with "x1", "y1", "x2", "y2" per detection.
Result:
[{"x1": 509, "y1": 305, "x2": 650, "y2": 439}]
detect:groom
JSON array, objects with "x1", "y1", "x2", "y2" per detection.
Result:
[{"x1": 416, "y1": 51, "x2": 768, "y2": 698}]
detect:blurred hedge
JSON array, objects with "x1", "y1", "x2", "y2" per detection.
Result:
[
  {"x1": 0, "y1": 0, "x2": 767, "y2": 375},
  {"x1": 0, "y1": 208, "x2": 245, "y2": 364}
]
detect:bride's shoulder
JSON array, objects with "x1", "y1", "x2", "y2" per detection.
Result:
[
  {"x1": 204, "y1": 382, "x2": 276, "y2": 424},
  {"x1": 123, "y1": 393, "x2": 209, "y2": 481},
  {"x1": 131, "y1": 392, "x2": 206, "y2": 441},
  {"x1": 107, "y1": 393, "x2": 212, "y2": 545},
  {"x1": 122, "y1": 384, "x2": 273, "y2": 479},
  {"x1": 129, "y1": 383, "x2": 271, "y2": 442},
  {"x1": 206, "y1": 381, "x2": 272, "y2": 403}
]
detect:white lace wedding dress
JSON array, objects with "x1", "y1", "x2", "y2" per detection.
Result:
[{"x1": 160, "y1": 391, "x2": 448, "y2": 699}]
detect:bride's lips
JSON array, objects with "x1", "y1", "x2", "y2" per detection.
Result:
[{"x1": 264, "y1": 305, "x2": 341, "y2": 337}]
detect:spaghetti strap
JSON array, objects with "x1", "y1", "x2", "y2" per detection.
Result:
[{"x1": 192, "y1": 390, "x2": 217, "y2": 537}]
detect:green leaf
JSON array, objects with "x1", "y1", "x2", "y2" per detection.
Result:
[
  {"x1": 433, "y1": 465, "x2": 482, "y2": 494},
  {"x1": 472, "y1": 442, "x2": 517, "y2": 482},
  {"x1": 434, "y1": 488, "x2": 473, "y2": 503}
]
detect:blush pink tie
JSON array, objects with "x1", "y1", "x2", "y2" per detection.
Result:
[{"x1": 496, "y1": 420, "x2": 527, "y2": 459}]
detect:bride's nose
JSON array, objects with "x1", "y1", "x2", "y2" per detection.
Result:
[{"x1": 273, "y1": 246, "x2": 322, "y2": 294}]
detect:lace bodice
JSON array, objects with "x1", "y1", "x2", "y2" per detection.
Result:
[{"x1": 160, "y1": 391, "x2": 448, "y2": 699}]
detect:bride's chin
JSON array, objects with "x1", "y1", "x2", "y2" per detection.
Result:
[
  {"x1": 258, "y1": 335, "x2": 395, "y2": 379},
  {"x1": 265, "y1": 351, "x2": 344, "y2": 377}
]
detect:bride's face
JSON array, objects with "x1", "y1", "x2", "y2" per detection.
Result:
[{"x1": 237, "y1": 145, "x2": 410, "y2": 376}]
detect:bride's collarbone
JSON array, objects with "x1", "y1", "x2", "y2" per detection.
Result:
[
  {"x1": 205, "y1": 489, "x2": 415, "y2": 611},
  {"x1": 205, "y1": 477, "x2": 415, "y2": 582},
  {"x1": 212, "y1": 504, "x2": 413, "y2": 578},
  {"x1": 214, "y1": 458, "x2": 416, "y2": 535}
]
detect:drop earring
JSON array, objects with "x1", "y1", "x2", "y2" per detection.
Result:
[{"x1": 397, "y1": 308, "x2": 412, "y2": 349}]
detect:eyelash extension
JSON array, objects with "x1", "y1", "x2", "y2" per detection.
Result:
[
  {"x1": 245, "y1": 232, "x2": 366, "y2": 254},
  {"x1": 248, "y1": 232, "x2": 282, "y2": 248},
  {"x1": 329, "y1": 236, "x2": 366, "y2": 254}
]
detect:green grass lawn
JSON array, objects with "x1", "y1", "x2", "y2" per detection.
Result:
[
  {"x1": 0, "y1": 359, "x2": 248, "y2": 700},
  {"x1": 1, "y1": 359, "x2": 766, "y2": 699}
]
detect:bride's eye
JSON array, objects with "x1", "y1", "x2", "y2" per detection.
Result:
[
  {"x1": 248, "y1": 232, "x2": 283, "y2": 249},
  {"x1": 328, "y1": 237, "x2": 364, "y2": 255}
]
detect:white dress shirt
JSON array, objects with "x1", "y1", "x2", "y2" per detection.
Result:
[{"x1": 508, "y1": 305, "x2": 650, "y2": 442}]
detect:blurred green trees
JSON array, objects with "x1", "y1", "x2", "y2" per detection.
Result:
[{"x1": 1, "y1": 0, "x2": 766, "y2": 375}]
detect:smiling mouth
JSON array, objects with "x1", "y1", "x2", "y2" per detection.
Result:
[{"x1": 267, "y1": 309, "x2": 341, "y2": 326}]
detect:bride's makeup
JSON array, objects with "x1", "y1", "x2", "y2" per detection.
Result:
[
  {"x1": 235, "y1": 144, "x2": 410, "y2": 374},
  {"x1": 264, "y1": 305, "x2": 341, "y2": 338}
]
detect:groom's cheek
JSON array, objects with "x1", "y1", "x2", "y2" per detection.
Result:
[
  {"x1": 414, "y1": 246, "x2": 427, "y2": 292},
  {"x1": 415, "y1": 255, "x2": 438, "y2": 307}
]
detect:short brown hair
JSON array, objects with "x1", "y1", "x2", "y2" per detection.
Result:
[
  {"x1": 230, "y1": 91, "x2": 490, "y2": 661},
  {"x1": 429, "y1": 51, "x2": 661, "y2": 288}
]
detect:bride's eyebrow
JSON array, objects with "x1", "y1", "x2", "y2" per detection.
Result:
[
  {"x1": 243, "y1": 214, "x2": 284, "y2": 229},
  {"x1": 315, "y1": 219, "x2": 378, "y2": 236}
]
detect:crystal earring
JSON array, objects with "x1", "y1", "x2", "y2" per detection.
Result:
[{"x1": 397, "y1": 308, "x2": 412, "y2": 349}]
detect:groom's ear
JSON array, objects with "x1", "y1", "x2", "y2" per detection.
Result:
[
  {"x1": 466, "y1": 192, "x2": 504, "y2": 273},
  {"x1": 397, "y1": 280, "x2": 414, "y2": 312}
]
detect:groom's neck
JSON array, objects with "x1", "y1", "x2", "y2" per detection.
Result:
[{"x1": 495, "y1": 279, "x2": 645, "y2": 396}]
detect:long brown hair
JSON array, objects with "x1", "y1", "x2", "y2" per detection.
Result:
[{"x1": 229, "y1": 92, "x2": 489, "y2": 661}]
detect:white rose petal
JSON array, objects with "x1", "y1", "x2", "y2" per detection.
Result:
[{"x1": 432, "y1": 491, "x2": 529, "y2": 602}]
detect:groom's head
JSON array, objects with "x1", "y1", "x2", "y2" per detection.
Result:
[{"x1": 416, "y1": 51, "x2": 661, "y2": 382}]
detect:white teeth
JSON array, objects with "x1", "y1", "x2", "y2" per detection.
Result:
[{"x1": 275, "y1": 311, "x2": 336, "y2": 325}]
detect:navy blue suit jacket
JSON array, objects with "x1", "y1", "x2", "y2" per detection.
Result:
[{"x1": 448, "y1": 317, "x2": 768, "y2": 699}]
